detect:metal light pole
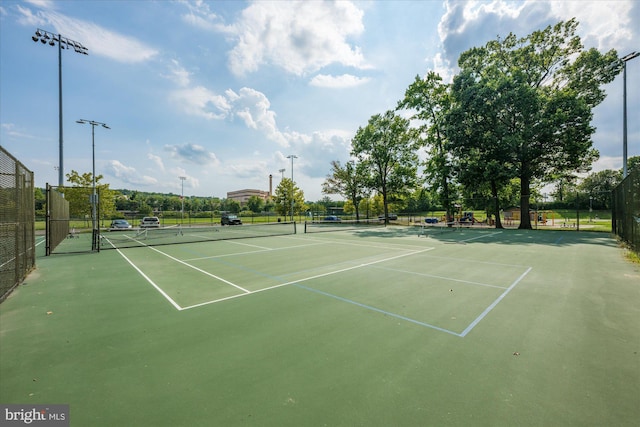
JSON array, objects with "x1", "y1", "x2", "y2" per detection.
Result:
[
  {"x1": 286, "y1": 155, "x2": 297, "y2": 222},
  {"x1": 76, "y1": 119, "x2": 110, "y2": 251},
  {"x1": 620, "y1": 52, "x2": 639, "y2": 178},
  {"x1": 179, "y1": 176, "x2": 186, "y2": 224},
  {"x1": 279, "y1": 168, "x2": 285, "y2": 180},
  {"x1": 32, "y1": 29, "x2": 88, "y2": 187}
]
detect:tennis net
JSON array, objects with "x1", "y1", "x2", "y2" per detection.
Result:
[
  {"x1": 304, "y1": 219, "x2": 385, "y2": 233},
  {"x1": 100, "y1": 221, "x2": 296, "y2": 249}
]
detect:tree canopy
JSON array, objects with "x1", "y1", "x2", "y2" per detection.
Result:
[
  {"x1": 444, "y1": 19, "x2": 619, "y2": 228},
  {"x1": 350, "y1": 110, "x2": 419, "y2": 223},
  {"x1": 321, "y1": 160, "x2": 369, "y2": 220},
  {"x1": 273, "y1": 178, "x2": 306, "y2": 220}
]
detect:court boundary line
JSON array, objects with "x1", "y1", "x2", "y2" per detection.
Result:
[
  {"x1": 295, "y1": 264, "x2": 532, "y2": 338},
  {"x1": 179, "y1": 247, "x2": 435, "y2": 310},
  {"x1": 113, "y1": 246, "x2": 183, "y2": 310},
  {"x1": 370, "y1": 265, "x2": 509, "y2": 290},
  {"x1": 147, "y1": 245, "x2": 251, "y2": 294},
  {"x1": 459, "y1": 266, "x2": 532, "y2": 337}
]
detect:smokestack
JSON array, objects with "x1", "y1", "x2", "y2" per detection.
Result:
[{"x1": 269, "y1": 174, "x2": 273, "y2": 196}]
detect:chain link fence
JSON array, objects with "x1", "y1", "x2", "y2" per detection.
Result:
[
  {"x1": 0, "y1": 146, "x2": 35, "y2": 302},
  {"x1": 45, "y1": 185, "x2": 96, "y2": 255},
  {"x1": 612, "y1": 168, "x2": 640, "y2": 253},
  {"x1": 45, "y1": 184, "x2": 70, "y2": 255}
]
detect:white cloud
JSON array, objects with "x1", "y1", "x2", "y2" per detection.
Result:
[
  {"x1": 1, "y1": 123, "x2": 39, "y2": 140},
  {"x1": 106, "y1": 160, "x2": 158, "y2": 186},
  {"x1": 181, "y1": 0, "x2": 224, "y2": 32},
  {"x1": 147, "y1": 153, "x2": 165, "y2": 172},
  {"x1": 309, "y1": 74, "x2": 370, "y2": 88},
  {"x1": 223, "y1": 1, "x2": 368, "y2": 76},
  {"x1": 227, "y1": 87, "x2": 288, "y2": 146},
  {"x1": 548, "y1": 1, "x2": 634, "y2": 50},
  {"x1": 17, "y1": 5, "x2": 158, "y2": 63},
  {"x1": 164, "y1": 143, "x2": 219, "y2": 166},
  {"x1": 164, "y1": 60, "x2": 191, "y2": 87},
  {"x1": 170, "y1": 86, "x2": 231, "y2": 120}
]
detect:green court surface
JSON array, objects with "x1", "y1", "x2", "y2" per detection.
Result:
[{"x1": 1, "y1": 227, "x2": 638, "y2": 426}]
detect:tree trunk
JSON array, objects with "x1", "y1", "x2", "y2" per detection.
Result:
[
  {"x1": 442, "y1": 176, "x2": 452, "y2": 225},
  {"x1": 382, "y1": 190, "x2": 389, "y2": 225},
  {"x1": 519, "y1": 175, "x2": 532, "y2": 229},
  {"x1": 490, "y1": 180, "x2": 503, "y2": 229}
]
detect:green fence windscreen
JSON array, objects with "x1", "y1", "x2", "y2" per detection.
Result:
[
  {"x1": 612, "y1": 168, "x2": 640, "y2": 253},
  {"x1": 0, "y1": 146, "x2": 35, "y2": 302}
]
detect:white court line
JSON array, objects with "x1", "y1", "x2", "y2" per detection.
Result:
[
  {"x1": 146, "y1": 245, "x2": 251, "y2": 294},
  {"x1": 459, "y1": 266, "x2": 532, "y2": 337},
  {"x1": 0, "y1": 257, "x2": 16, "y2": 270},
  {"x1": 182, "y1": 241, "x2": 330, "y2": 262},
  {"x1": 180, "y1": 247, "x2": 435, "y2": 310},
  {"x1": 370, "y1": 265, "x2": 509, "y2": 290},
  {"x1": 103, "y1": 238, "x2": 183, "y2": 310},
  {"x1": 457, "y1": 231, "x2": 503, "y2": 243},
  {"x1": 103, "y1": 236, "x2": 250, "y2": 309},
  {"x1": 285, "y1": 234, "x2": 429, "y2": 252},
  {"x1": 224, "y1": 240, "x2": 274, "y2": 250}
]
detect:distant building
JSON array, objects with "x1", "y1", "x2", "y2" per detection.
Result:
[{"x1": 227, "y1": 189, "x2": 270, "y2": 205}]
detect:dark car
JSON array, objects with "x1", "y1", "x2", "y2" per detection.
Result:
[
  {"x1": 109, "y1": 219, "x2": 132, "y2": 230},
  {"x1": 323, "y1": 215, "x2": 341, "y2": 222},
  {"x1": 378, "y1": 214, "x2": 398, "y2": 221},
  {"x1": 221, "y1": 214, "x2": 242, "y2": 225}
]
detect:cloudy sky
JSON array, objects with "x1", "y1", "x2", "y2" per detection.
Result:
[{"x1": 1, "y1": 0, "x2": 638, "y2": 200}]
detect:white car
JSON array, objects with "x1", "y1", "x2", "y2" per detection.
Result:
[
  {"x1": 109, "y1": 219, "x2": 132, "y2": 230},
  {"x1": 140, "y1": 216, "x2": 160, "y2": 228}
]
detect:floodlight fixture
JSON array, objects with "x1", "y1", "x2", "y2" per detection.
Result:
[
  {"x1": 32, "y1": 28, "x2": 89, "y2": 186},
  {"x1": 77, "y1": 119, "x2": 110, "y2": 251}
]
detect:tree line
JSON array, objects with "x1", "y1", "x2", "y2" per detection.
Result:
[{"x1": 321, "y1": 19, "x2": 627, "y2": 228}]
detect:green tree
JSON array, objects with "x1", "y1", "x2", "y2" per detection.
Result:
[
  {"x1": 246, "y1": 195, "x2": 265, "y2": 213},
  {"x1": 578, "y1": 169, "x2": 622, "y2": 209},
  {"x1": 398, "y1": 72, "x2": 454, "y2": 221},
  {"x1": 447, "y1": 19, "x2": 619, "y2": 229},
  {"x1": 273, "y1": 178, "x2": 306, "y2": 220},
  {"x1": 34, "y1": 187, "x2": 46, "y2": 213},
  {"x1": 65, "y1": 170, "x2": 116, "y2": 225},
  {"x1": 351, "y1": 110, "x2": 419, "y2": 224},
  {"x1": 626, "y1": 156, "x2": 640, "y2": 174},
  {"x1": 321, "y1": 160, "x2": 369, "y2": 220},
  {"x1": 220, "y1": 198, "x2": 241, "y2": 214}
]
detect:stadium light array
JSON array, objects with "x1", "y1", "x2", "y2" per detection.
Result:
[
  {"x1": 32, "y1": 28, "x2": 89, "y2": 187},
  {"x1": 76, "y1": 119, "x2": 110, "y2": 251}
]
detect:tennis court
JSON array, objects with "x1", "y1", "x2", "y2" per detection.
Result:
[{"x1": 1, "y1": 225, "x2": 638, "y2": 426}]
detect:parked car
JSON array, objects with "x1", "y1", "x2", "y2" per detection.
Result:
[
  {"x1": 424, "y1": 217, "x2": 439, "y2": 224},
  {"x1": 140, "y1": 216, "x2": 160, "y2": 228},
  {"x1": 378, "y1": 213, "x2": 398, "y2": 221},
  {"x1": 323, "y1": 215, "x2": 341, "y2": 222},
  {"x1": 221, "y1": 214, "x2": 242, "y2": 225},
  {"x1": 109, "y1": 219, "x2": 132, "y2": 230}
]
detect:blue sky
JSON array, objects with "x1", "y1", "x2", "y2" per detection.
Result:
[{"x1": 1, "y1": 0, "x2": 638, "y2": 200}]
